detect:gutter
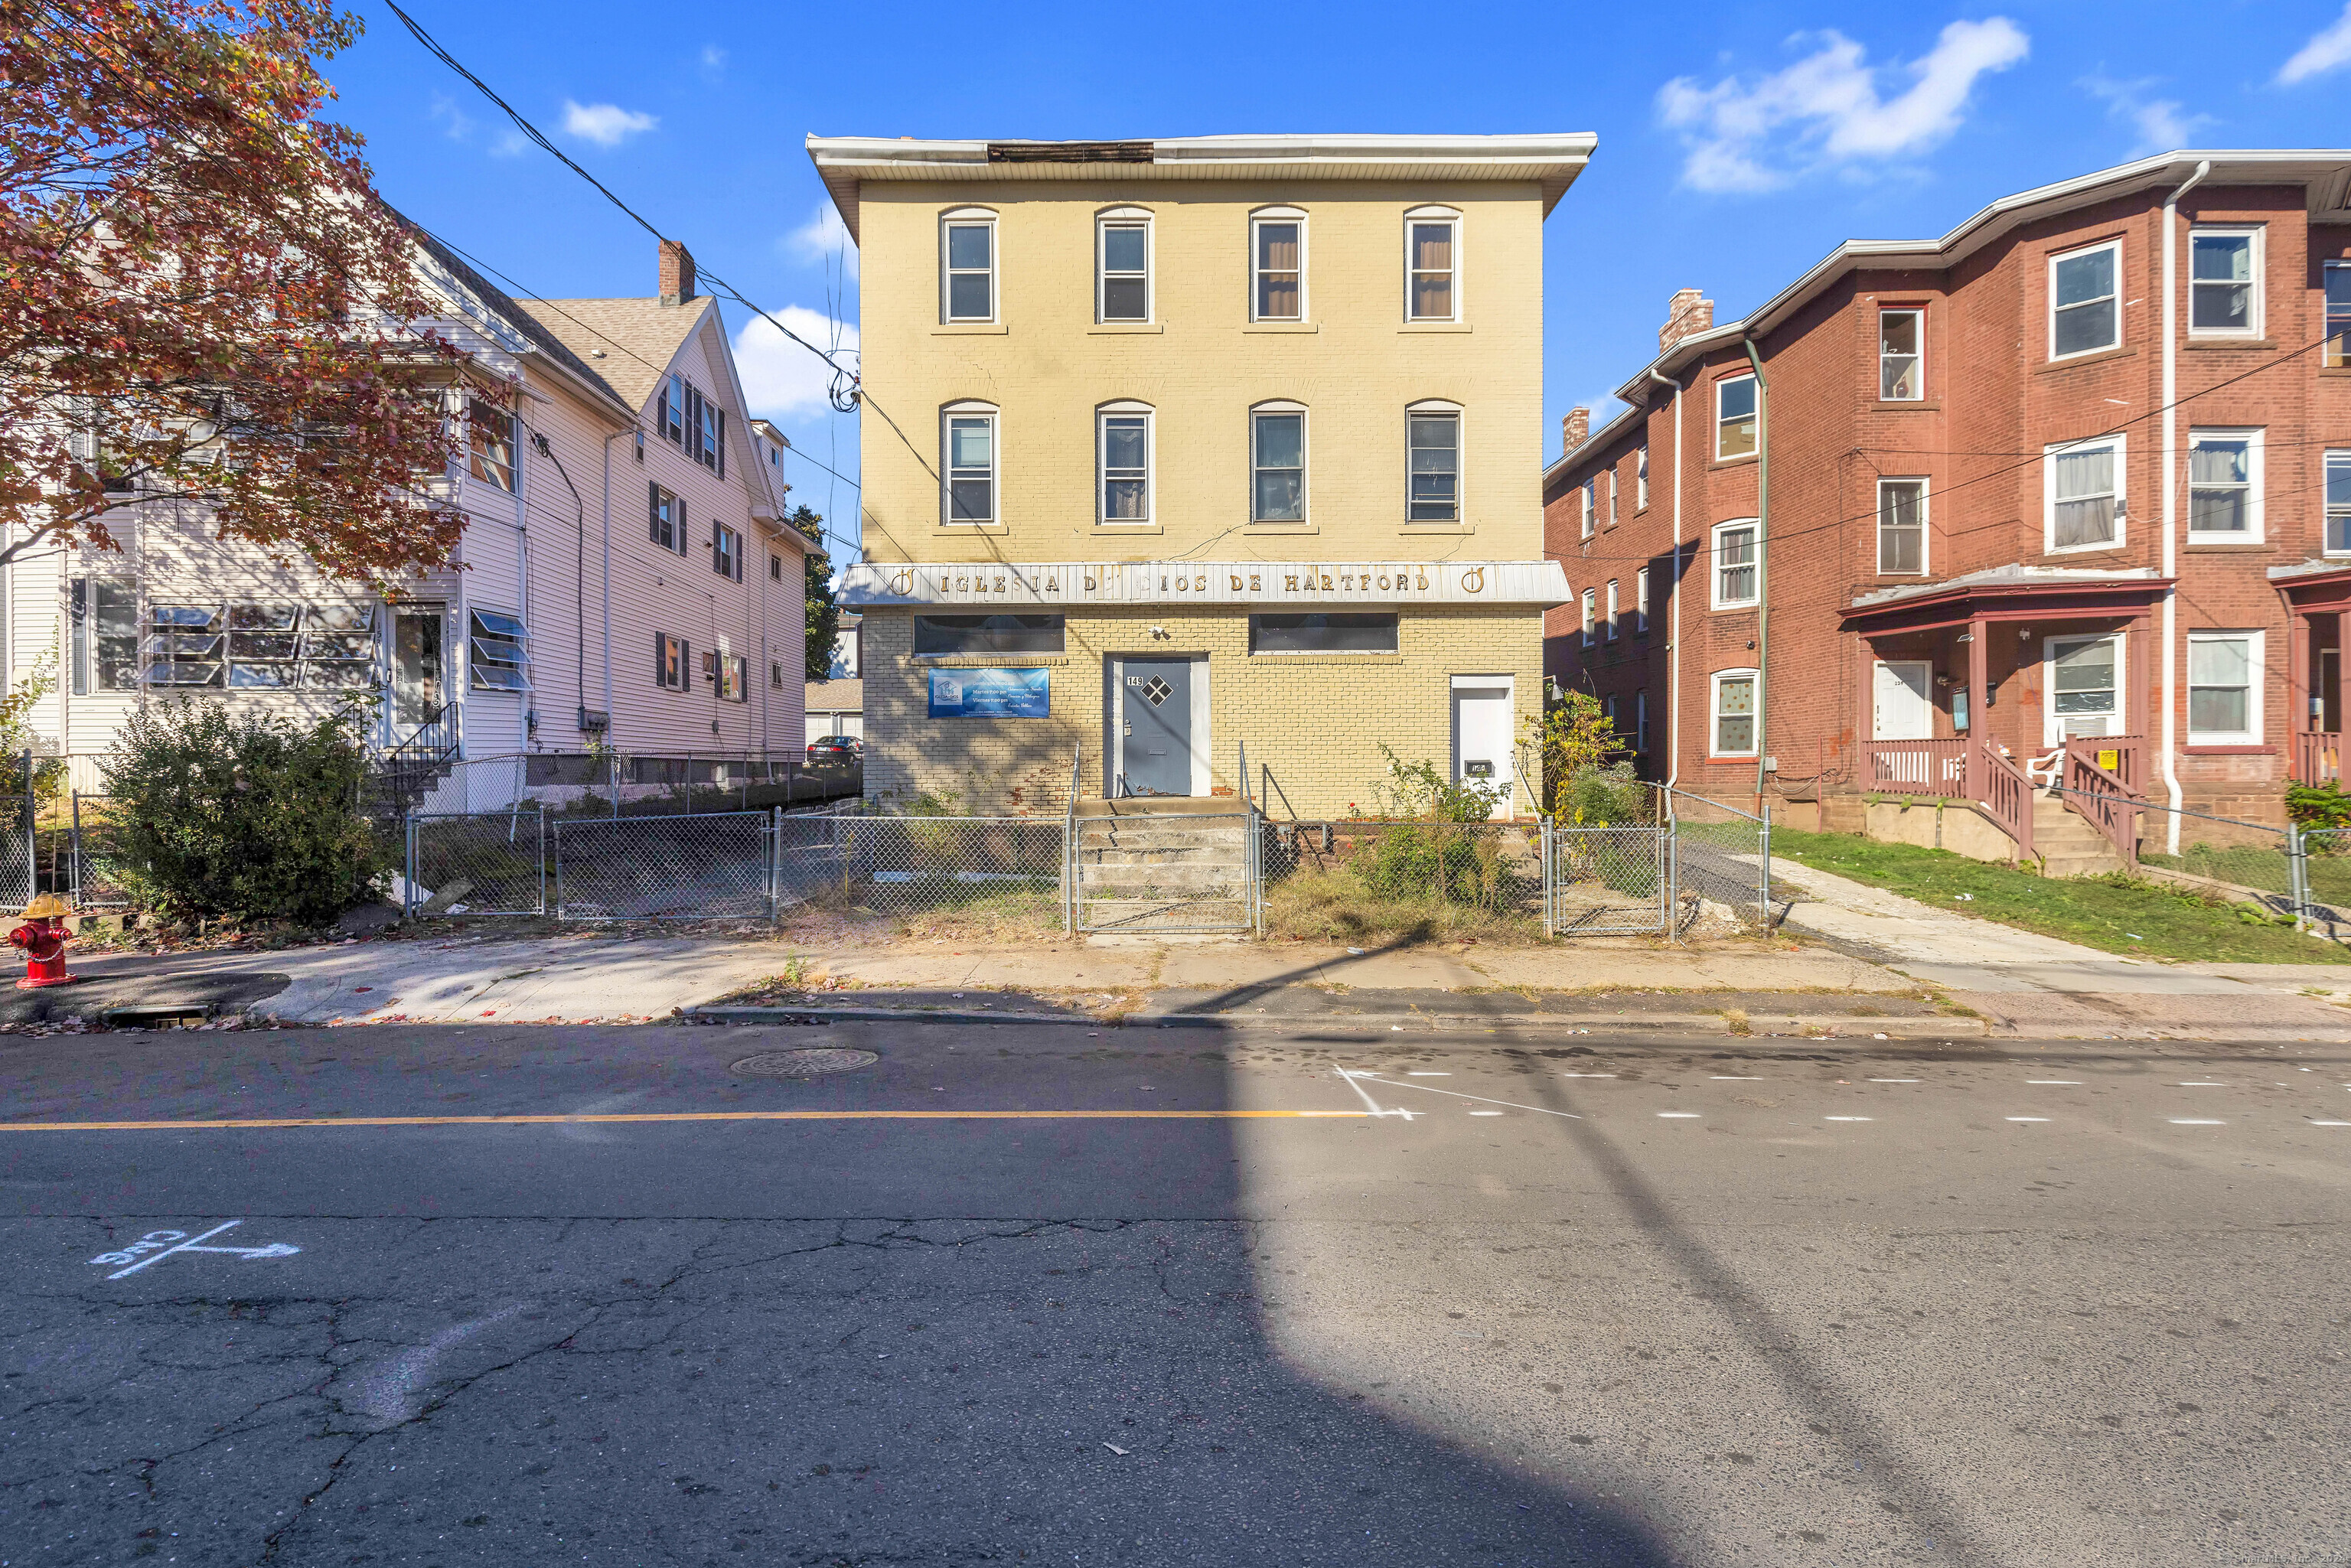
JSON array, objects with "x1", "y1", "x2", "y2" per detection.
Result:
[
  {"x1": 1742, "y1": 336, "x2": 1770, "y2": 806},
  {"x1": 2159, "y1": 158, "x2": 2209, "y2": 855},
  {"x1": 1650, "y1": 366, "x2": 1682, "y2": 789}
]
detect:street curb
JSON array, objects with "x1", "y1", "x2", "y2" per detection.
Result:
[{"x1": 686, "y1": 1004, "x2": 1988, "y2": 1038}]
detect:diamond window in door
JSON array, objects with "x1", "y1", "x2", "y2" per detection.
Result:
[{"x1": 1141, "y1": 676, "x2": 1173, "y2": 706}]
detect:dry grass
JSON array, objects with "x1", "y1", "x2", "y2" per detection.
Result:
[{"x1": 1264, "y1": 867, "x2": 1550, "y2": 946}]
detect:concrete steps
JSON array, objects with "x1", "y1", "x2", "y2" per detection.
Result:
[
  {"x1": 2032, "y1": 793, "x2": 2131, "y2": 878},
  {"x1": 1075, "y1": 806, "x2": 1251, "y2": 927}
]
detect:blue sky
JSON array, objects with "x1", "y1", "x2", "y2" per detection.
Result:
[{"x1": 326, "y1": 1, "x2": 2351, "y2": 559}]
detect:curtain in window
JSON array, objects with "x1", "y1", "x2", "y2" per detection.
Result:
[
  {"x1": 2189, "y1": 440, "x2": 2249, "y2": 533},
  {"x1": 2187, "y1": 637, "x2": 2252, "y2": 734},
  {"x1": 2053, "y1": 447, "x2": 2115, "y2": 547},
  {"x1": 1716, "y1": 676, "x2": 1756, "y2": 752},
  {"x1": 1256, "y1": 222, "x2": 1299, "y2": 318}
]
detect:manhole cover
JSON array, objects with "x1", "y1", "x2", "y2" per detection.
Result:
[{"x1": 729, "y1": 1048, "x2": 879, "y2": 1079}]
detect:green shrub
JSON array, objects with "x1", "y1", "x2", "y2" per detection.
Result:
[
  {"x1": 2287, "y1": 781, "x2": 2351, "y2": 830},
  {"x1": 103, "y1": 700, "x2": 389, "y2": 925}
]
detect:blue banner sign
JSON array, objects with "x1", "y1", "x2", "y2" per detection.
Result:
[{"x1": 928, "y1": 667, "x2": 1050, "y2": 719}]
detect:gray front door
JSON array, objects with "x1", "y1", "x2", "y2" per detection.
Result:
[{"x1": 1119, "y1": 659, "x2": 1192, "y2": 797}]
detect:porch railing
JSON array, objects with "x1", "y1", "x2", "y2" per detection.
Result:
[
  {"x1": 2298, "y1": 732, "x2": 2343, "y2": 787},
  {"x1": 2062, "y1": 745, "x2": 2141, "y2": 864},
  {"x1": 1860, "y1": 739, "x2": 1968, "y2": 796},
  {"x1": 1978, "y1": 747, "x2": 2036, "y2": 865},
  {"x1": 2062, "y1": 735, "x2": 2148, "y2": 797}
]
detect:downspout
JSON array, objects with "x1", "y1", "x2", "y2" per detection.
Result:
[
  {"x1": 601, "y1": 429, "x2": 623, "y2": 742},
  {"x1": 2159, "y1": 158, "x2": 2208, "y2": 855},
  {"x1": 1742, "y1": 335, "x2": 1770, "y2": 806},
  {"x1": 1650, "y1": 365, "x2": 1683, "y2": 789}
]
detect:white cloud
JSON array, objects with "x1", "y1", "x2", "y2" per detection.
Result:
[
  {"x1": 2081, "y1": 73, "x2": 2214, "y2": 155},
  {"x1": 429, "y1": 93, "x2": 473, "y2": 141},
  {"x1": 781, "y1": 204, "x2": 859, "y2": 278},
  {"x1": 490, "y1": 127, "x2": 529, "y2": 158},
  {"x1": 699, "y1": 45, "x2": 726, "y2": 81},
  {"x1": 1658, "y1": 19, "x2": 2030, "y2": 193},
  {"x1": 561, "y1": 100, "x2": 658, "y2": 148},
  {"x1": 734, "y1": 307, "x2": 859, "y2": 420},
  {"x1": 2279, "y1": 2, "x2": 2351, "y2": 83}
]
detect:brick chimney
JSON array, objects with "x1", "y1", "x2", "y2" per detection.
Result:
[
  {"x1": 1659, "y1": 288, "x2": 1714, "y2": 352},
  {"x1": 1562, "y1": 406, "x2": 1590, "y2": 453},
  {"x1": 660, "y1": 240, "x2": 697, "y2": 307}
]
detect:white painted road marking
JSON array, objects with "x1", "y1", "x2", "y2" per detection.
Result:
[
  {"x1": 1468, "y1": 1110, "x2": 1504, "y2": 1117},
  {"x1": 1560, "y1": 1073, "x2": 1616, "y2": 1078},
  {"x1": 2007, "y1": 1117, "x2": 2052, "y2": 1123},
  {"x1": 2309, "y1": 1120, "x2": 2351, "y2": 1127},
  {"x1": 2027, "y1": 1081, "x2": 2083, "y2": 1086},
  {"x1": 89, "y1": 1221, "x2": 301, "y2": 1280},
  {"x1": 2177, "y1": 1082, "x2": 2227, "y2": 1087},
  {"x1": 2169, "y1": 1119, "x2": 2225, "y2": 1126},
  {"x1": 1348, "y1": 1073, "x2": 1583, "y2": 1121},
  {"x1": 1657, "y1": 1112, "x2": 1701, "y2": 1119},
  {"x1": 1405, "y1": 1071, "x2": 1451, "y2": 1077},
  {"x1": 1867, "y1": 1078, "x2": 1920, "y2": 1084},
  {"x1": 1824, "y1": 1116, "x2": 1873, "y2": 1122},
  {"x1": 1333, "y1": 1071, "x2": 1415, "y2": 1120},
  {"x1": 1712, "y1": 1076, "x2": 1766, "y2": 1081}
]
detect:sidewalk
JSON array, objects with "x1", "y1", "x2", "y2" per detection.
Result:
[{"x1": 6, "y1": 900, "x2": 2343, "y2": 1040}]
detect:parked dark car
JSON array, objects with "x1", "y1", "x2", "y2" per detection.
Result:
[{"x1": 807, "y1": 735, "x2": 862, "y2": 767}]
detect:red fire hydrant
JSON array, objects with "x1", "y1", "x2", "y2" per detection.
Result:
[{"x1": 9, "y1": 895, "x2": 79, "y2": 989}]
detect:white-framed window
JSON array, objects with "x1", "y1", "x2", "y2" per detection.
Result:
[
  {"x1": 1404, "y1": 207, "x2": 1459, "y2": 322},
  {"x1": 69, "y1": 576, "x2": 139, "y2": 693},
  {"x1": 1251, "y1": 403, "x2": 1306, "y2": 523},
  {"x1": 659, "y1": 373, "x2": 685, "y2": 444},
  {"x1": 2187, "y1": 428, "x2": 2263, "y2": 543},
  {"x1": 1606, "y1": 469, "x2": 1617, "y2": 529},
  {"x1": 2045, "y1": 435, "x2": 2124, "y2": 552},
  {"x1": 2328, "y1": 450, "x2": 2351, "y2": 556},
  {"x1": 1604, "y1": 694, "x2": 1618, "y2": 725},
  {"x1": 2327, "y1": 262, "x2": 2351, "y2": 370},
  {"x1": 1636, "y1": 444, "x2": 1649, "y2": 510},
  {"x1": 647, "y1": 482, "x2": 686, "y2": 555},
  {"x1": 2187, "y1": 630, "x2": 2263, "y2": 744},
  {"x1": 1633, "y1": 566, "x2": 1649, "y2": 637},
  {"x1": 1098, "y1": 403, "x2": 1152, "y2": 524},
  {"x1": 1580, "y1": 588, "x2": 1597, "y2": 648},
  {"x1": 468, "y1": 609, "x2": 530, "y2": 692},
  {"x1": 1880, "y1": 308, "x2": 1923, "y2": 399},
  {"x1": 2045, "y1": 634, "x2": 2123, "y2": 742},
  {"x1": 1877, "y1": 478, "x2": 1927, "y2": 575},
  {"x1": 1251, "y1": 207, "x2": 1304, "y2": 321},
  {"x1": 770, "y1": 552, "x2": 783, "y2": 582},
  {"x1": 140, "y1": 601, "x2": 379, "y2": 691},
  {"x1": 1097, "y1": 208, "x2": 1152, "y2": 324},
  {"x1": 940, "y1": 208, "x2": 996, "y2": 324},
  {"x1": 1580, "y1": 480, "x2": 1594, "y2": 540},
  {"x1": 1407, "y1": 402, "x2": 1459, "y2": 523},
  {"x1": 2050, "y1": 240, "x2": 2121, "y2": 360},
  {"x1": 716, "y1": 652, "x2": 748, "y2": 703},
  {"x1": 942, "y1": 403, "x2": 998, "y2": 525},
  {"x1": 1716, "y1": 374, "x2": 1756, "y2": 460},
  {"x1": 2190, "y1": 227, "x2": 2262, "y2": 338},
  {"x1": 1712, "y1": 669, "x2": 1759, "y2": 757},
  {"x1": 1712, "y1": 519, "x2": 1759, "y2": 608},
  {"x1": 711, "y1": 520, "x2": 742, "y2": 582},
  {"x1": 466, "y1": 399, "x2": 517, "y2": 493},
  {"x1": 1604, "y1": 579, "x2": 1619, "y2": 643}
]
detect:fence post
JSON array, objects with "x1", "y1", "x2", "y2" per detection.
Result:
[
  {"x1": 536, "y1": 807, "x2": 549, "y2": 916},
  {"x1": 769, "y1": 806, "x2": 783, "y2": 922},
  {"x1": 1758, "y1": 808, "x2": 1772, "y2": 934},
  {"x1": 403, "y1": 813, "x2": 419, "y2": 918},
  {"x1": 2290, "y1": 823, "x2": 2309, "y2": 934},
  {"x1": 69, "y1": 791, "x2": 83, "y2": 910},
  {"x1": 1540, "y1": 816, "x2": 1554, "y2": 937}
]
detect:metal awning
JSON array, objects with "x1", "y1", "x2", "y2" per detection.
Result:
[{"x1": 1843, "y1": 564, "x2": 2171, "y2": 635}]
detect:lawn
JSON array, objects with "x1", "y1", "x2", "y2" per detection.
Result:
[{"x1": 1766, "y1": 827, "x2": 2346, "y2": 965}]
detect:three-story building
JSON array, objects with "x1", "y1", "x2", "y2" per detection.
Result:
[{"x1": 814, "y1": 133, "x2": 1589, "y2": 815}]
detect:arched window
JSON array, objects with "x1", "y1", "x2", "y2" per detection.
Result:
[
  {"x1": 1250, "y1": 206, "x2": 1306, "y2": 321},
  {"x1": 941, "y1": 400, "x2": 999, "y2": 525},
  {"x1": 939, "y1": 207, "x2": 996, "y2": 324},
  {"x1": 1249, "y1": 400, "x2": 1307, "y2": 524},
  {"x1": 1096, "y1": 206, "x2": 1153, "y2": 324},
  {"x1": 1097, "y1": 400, "x2": 1153, "y2": 524},
  {"x1": 1404, "y1": 205, "x2": 1462, "y2": 322},
  {"x1": 1406, "y1": 399, "x2": 1462, "y2": 523}
]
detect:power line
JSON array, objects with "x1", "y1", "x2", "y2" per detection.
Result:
[
  {"x1": 383, "y1": 0, "x2": 862, "y2": 414},
  {"x1": 1557, "y1": 328, "x2": 2341, "y2": 569}
]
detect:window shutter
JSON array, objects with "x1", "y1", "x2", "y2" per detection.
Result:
[
  {"x1": 674, "y1": 498, "x2": 686, "y2": 555},
  {"x1": 714, "y1": 410, "x2": 726, "y2": 478},
  {"x1": 648, "y1": 481, "x2": 662, "y2": 546},
  {"x1": 680, "y1": 638, "x2": 691, "y2": 687},
  {"x1": 655, "y1": 631, "x2": 667, "y2": 686}
]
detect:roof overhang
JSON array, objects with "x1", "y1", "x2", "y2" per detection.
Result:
[
  {"x1": 2271, "y1": 559, "x2": 2351, "y2": 611},
  {"x1": 1604, "y1": 150, "x2": 2351, "y2": 407},
  {"x1": 807, "y1": 132, "x2": 1599, "y2": 243},
  {"x1": 1842, "y1": 570, "x2": 2173, "y2": 636}
]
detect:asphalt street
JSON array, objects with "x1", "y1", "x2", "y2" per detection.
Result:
[{"x1": 2, "y1": 1015, "x2": 2347, "y2": 1566}]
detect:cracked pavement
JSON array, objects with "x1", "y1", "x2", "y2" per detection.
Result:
[{"x1": 2, "y1": 1017, "x2": 2349, "y2": 1565}]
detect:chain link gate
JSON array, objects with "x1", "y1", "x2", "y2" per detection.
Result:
[
  {"x1": 553, "y1": 810, "x2": 773, "y2": 921},
  {"x1": 406, "y1": 809, "x2": 547, "y2": 916},
  {"x1": 1545, "y1": 821, "x2": 1671, "y2": 935}
]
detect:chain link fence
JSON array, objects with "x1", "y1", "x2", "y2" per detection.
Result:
[
  {"x1": 783, "y1": 814, "x2": 1069, "y2": 926},
  {"x1": 2300, "y1": 827, "x2": 2350, "y2": 929},
  {"x1": 1549, "y1": 823, "x2": 1671, "y2": 934},
  {"x1": 67, "y1": 794, "x2": 132, "y2": 911},
  {"x1": 1260, "y1": 816, "x2": 1551, "y2": 940},
  {"x1": 386, "y1": 750, "x2": 861, "y2": 820},
  {"x1": 407, "y1": 809, "x2": 546, "y2": 916},
  {"x1": 553, "y1": 810, "x2": 775, "y2": 921},
  {"x1": 2118, "y1": 796, "x2": 2299, "y2": 913},
  {"x1": 1662, "y1": 787, "x2": 1782, "y2": 932}
]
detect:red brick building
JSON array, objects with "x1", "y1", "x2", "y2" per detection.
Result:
[{"x1": 1544, "y1": 152, "x2": 2351, "y2": 861}]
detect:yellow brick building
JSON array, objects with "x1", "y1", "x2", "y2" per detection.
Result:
[{"x1": 807, "y1": 134, "x2": 1590, "y2": 815}]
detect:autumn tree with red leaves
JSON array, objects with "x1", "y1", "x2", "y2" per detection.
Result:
[{"x1": 0, "y1": 0, "x2": 487, "y2": 584}]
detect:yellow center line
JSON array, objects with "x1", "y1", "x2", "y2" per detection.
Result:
[{"x1": 0, "y1": 1110, "x2": 1372, "y2": 1133}]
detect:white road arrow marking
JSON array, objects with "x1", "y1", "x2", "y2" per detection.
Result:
[{"x1": 95, "y1": 1221, "x2": 302, "y2": 1280}]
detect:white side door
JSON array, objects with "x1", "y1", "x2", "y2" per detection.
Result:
[
  {"x1": 1451, "y1": 676, "x2": 1515, "y2": 818},
  {"x1": 1871, "y1": 660, "x2": 1935, "y2": 741}
]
